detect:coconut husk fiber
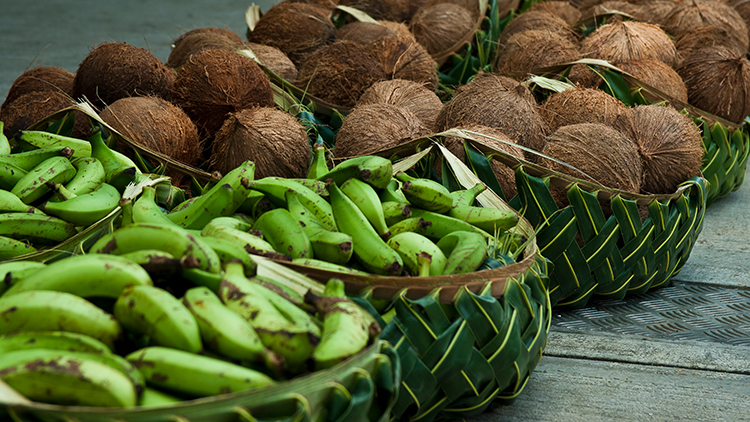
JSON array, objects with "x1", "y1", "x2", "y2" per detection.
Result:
[
  {"x1": 295, "y1": 40, "x2": 387, "y2": 108},
  {"x1": 619, "y1": 59, "x2": 688, "y2": 102},
  {"x1": 333, "y1": 103, "x2": 430, "y2": 158},
  {"x1": 614, "y1": 104, "x2": 703, "y2": 194},
  {"x1": 677, "y1": 45, "x2": 750, "y2": 124},
  {"x1": 529, "y1": 1, "x2": 582, "y2": 26},
  {"x1": 728, "y1": 0, "x2": 750, "y2": 41},
  {"x1": 498, "y1": 10, "x2": 578, "y2": 46},
  {"x1": 436, "y1": 73, "x2": 549, "y2": 159},
  {"x1": 72, "y1": 42, "x2": 175, "y2": 109},
  {"x1": 496, "y1": 30, "x2": 582, "y2": 78},
  {"x1": 0, "y1": 90, "x2": 76, "y2": 139},
  {"x1": 674, "y1": 25, "x2": 745, "y2": 67},
  {"x1": 664, "y1": 0, "x2": 749, "y2": 55},
  {"x1": 247, "y1": 2, "x2": 336, "y2": 66},
  {"x1": 338, "y1": 0, "x2": 411, "y2": 23},
  {"x1": 368, "y1": 34, "x2": 439, "y2": 91},
  {"x1": 1, "y1": 66, "x2": 74, "y2": 111},
  {"x1": 337, "y1": 21, "x2": 395, "y2": 45},
  {"x1": 420, "y1": 0, "x2": 481, "y2": 18},
  {"x1": 539, "y1": 86, "x2": 630, "y2": 132},
  {"x1": 410, "y1": 3, "x2": 475, "y2": 55},
  {"x1": 171, "y1": 49, "x2": 274, "y2": 138},
  {"x1": 244, "y1": 42, "x2": 298, "y2": 82},
  {"x1": 379, "y1": 21, "x2": 415, "y2": 39},
  {"x1": 580, "y1": 1, "x2": 643, "y2": 21},
  {"x1": 442, "y1": 124, "x2": 524, "y2": 199},
  {"x1": 167, "y1": 29, "x2": 245, "y2": 69},
  {"x1": 210, "y1": 107, "x2": 310, "y2": 179},
  {"x1": 581, "y1": 20, "x2": 678, "y2": 68},
  {"x1": 356, "y1": 79, "x2": 443, "y2": 130},
  {"x1": 99, "y1": 96, "x2": 202, "y2": 168},
  {"x1": 634, "y1": 0, "x2": 681, "y2": 27}
]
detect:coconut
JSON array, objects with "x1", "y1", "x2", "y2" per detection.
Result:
[
  {"x1": 368, "y1": 34, "x2": 439, "y2": 91},
  {"x1": 581, "y1": 20, "x2": 678, "y2": 68},
  {"x1": 356, "y1": 79, "x2": 442, "y2": 130},
  {"x1": 210, "y1": 107, "x2": 310, "y2": 179},
  {"x1": 379, "y1": 21, "x2": 415, "y2": 39},
  {"x1": 498, "y1": 10, "x2": 578, "y2": 45},
  {"x1": 295, "y1": 40, "x2": 386, "y2": 108},
  {"x1": 580, "y1": 1, "x2": 643, "y2": 21},
  {"x1": 677, "y1": 45, "x2": 750, "y2": 124},
  {"x1": 674, "y1": 25, "x2": 744, "y2": 67},
  {"x1": 72, "y1": 42, "x2": 175, "y2": 109},
  {"x1": 1, "y1": 67, "x2": 75, "y2": 111},
  {"x1": 436, "y1": 73, "x2": 549, "y2": 158},
  {"x1": 420, "y1": 0, "x2": 481, "y2": 18},
  {"x1": 338, "y1": 0, "x2": 411, "y2": 22},
  {"x1": 337, "y1": 21, "x2": 395, "y2": 45},
  {"x1": 634, "y1": 0, "x2": 681, "y2": 27},
  {"x1": 409, "y1": 3, "x2": 475, "y2": 55},
  {"x1": 167, "y1": 29, "x2": 245, "y2": 69},
  {"x1": 618, "y1": 59, "x2": 688, "y2": 102},
  {"x1": 0, "y1": 91, "x2": 76, "y2": 139},
  {"x1": 614, "y1": 105, "x2": 703, "y2": 194},
  {"x1": 99, "y1": 96, "x2": 202, "y2": 169},
  {"x1": 728, "y1": 0, "x2": 750, "y2": 41},
  {"x1": 443, "y1": 124, "x2": 524, "y2": 199},
  {"x1": 247, "y1": 2, "x2": 336, "y2": 66},
  {"x1": 171, "y1": 49, "x2": 274, "y2": 138},
  {"x1": 333, "y1": 103, "x2": 429, "y2": 158},
  {"x1": 664, "y1": 0, "x2": 749, "y2": 55},
  {"x1": 538, "y1": 123, "x2": 642, "y2": 206},
  {"x1": 529, "y1": 1, "x2": 582, "y2": 26},
  {"x1": 539, "y1": 86, "x2": 629, "y2": 132},
  {"x1": 244, "y1": 42, "x2": 298, "y2": 82},
  {"x1": 496, "y1": 30, "x2": 582, "y2": 78}
]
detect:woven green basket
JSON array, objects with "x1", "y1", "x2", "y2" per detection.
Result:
[{"x1": 0, "y1": 340, "x2": 399, "y2": 422}]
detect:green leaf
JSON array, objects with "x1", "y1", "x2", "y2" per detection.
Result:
[
  {"x1": 599, "y1": 68, "x2": 634, "y2": 107},
  {"x1": 465, "y1": 141, "x2": 507, "y2": 201}
]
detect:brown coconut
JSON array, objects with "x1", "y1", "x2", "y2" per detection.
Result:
[
  {"x1": 677, "y1": 45, "x2": 750, "y2": 124},
  {"x1": 338, "y1": 0, "x2": 410, "y2": 23},
  {"x1": 72, "y1": 42, "x2": 175, "y2": 109},
  {"x1": 674, "y1": 25, "x2": 745, "y2": 67},
  {"x1": 368, "y1": 34, "x2": 439, "y2": 91},
  {"x1": 379, "y1": 21, "x2": 415, "y2": 39},
  {"x1": 539, "y1": 123, "x2": 642, "y2": 204},
  {"x1": 633, "y1": 0, "x2": 681, "y2": 27},
  {"x1": 581, "y1": 20, "x2": 678, "y2": 68},
  {"x1": 171, "y1": 49, "x2": 274, "y2": 138},
  {"x1": 410, "y1": 3, "x2": 475, "y2": 55},
  {"x1": 295, "y1": 40, "x2": 386, "y2": 108},
  {"x1": 443, "y1": 124, "x2": 524, "y2": 199},
  {"x1": 529, "y1": 1, "x2": 582, "y2": 26},
  {"x1": 1, "y1": 67, "x2": 75, "y2": 110},
  {"x1": 420, "y1": 0, "x2": 481, "y2": 18},
  {"x1": 0, "y1": 90, "x2": 76, "y2": 139},
  {"x1": 580, "y1": 1, "x2": 643, "y2": 22},
  {"x1": 436, "y1": 73, "x2": 549, "y2": 158},
  {"x1": 664, "y1": 0, "x2": 749, "y2": 55},
  {"x1": 333, "y1": 104, "x2": 430, "y2": 158},
  {"x1": 728, "y1": 0, "x2": 750, "y2": 40},
  {"x1": 247, "y1": 2, "x2": 336, "y2": 66},
  {"x1": 244, "y1": 42, "x2": 298, "y2": 82},
  {"x1": 496, "y1": 30, "x2": 582, "y2": 78},
  {"x1": 356, "y1": 79, "x2": 442, "y2": 130},
  {"x1": 619, "y1": 59, "x2": 688, "y2": 103},
  {"x1": 210, "y1": 107, "x2": 311, "y2": 179},
  {"x1": 539, "y1": 86, "x2": 630, "y2": 132},
  {"x1": 498, "y1": 10, "x2": 578, "y2": 46},
  {"x1": 614, "y1": 105, "x2": 703, "y2": 194},
  {"x1": 337, "y1": 21, "x2": 395, "y2": 45},
  {"x1": 99, "y1": 96, "x2": 202, "y2": 168},
  {"x1": 167, "y1": 29, "x2": 245, "y2": 69}
]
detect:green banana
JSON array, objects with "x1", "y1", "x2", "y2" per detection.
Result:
[
  {"x1": 10, "y1": 156, "x2": 77, "y2": 204},
  {"x1": 219, "y1": 261, "x2": 321, "y2": 369},
  {"x1": 307, "y1": 142, "x2": 330, "y2": 179},
  {"x1": 290, "y1": 178, "x2": 329, "y2": 198},
  {"x1": 89, "y1": 222, "x2": 222, "y2": 274},
  {"x1": 119, "y1": 249, "x2": 182, "y2": 275},
  {"x1": 0, "y1": 189, "x2": 43, "y2": 214},
  {"x1": 236, "y1": 190, "x2": 269, "y2": 217},
  {"x1": 316, "y1": 155, "x2": 393, "y2": 189},
  {"x1": 4, "y1": 253, "x2": 152, "y2": 298},
  {"x1": 379, "y1": 178, "x2": 409, "y2": 203},
  {"x1": 328, "y1": 182, "x2": 403, "y2": 275},
  {"x1": 0, "y1": 146, "x2": 74, "y2": 172},
  {"x1": 203, "y1": 215, "x2": 252, "y2": 232},
  {"x1": 382, "y1": 201, "x2": 412, "y2": 227},
  {"x1": 437, "y1": 231, "x2": 489, "y2": 275},
  {"x1": 167, "y1": 183, "x2": 236, "y2": 230},
  {"x1": 395, "y1": 172, "x2": 454, "y2": 213},
  {"x1": 286, "y1": 190, "x2": 352, "y2": 265},
  {"x1": 0, "y1": 349, "x2": 137, "y2": 407},
  {"x1": 0, "y1": 235, "x2": 36, "y2": 261},
  {"x1": 247, "y1": 177, "x2": 336, "y2": 231},
  {"x1": 448, "y1": 204, "x2": 518, "y2": 234},
  {"x1": 200, "y1": 220, "x2": 283, "y2": 259},
  {"x1": 0, "y1": 261, "x2": 46, "y2": 294},
  {"x1": 253, "y1": 275, "x2": 312, "y2": 312},
  {"x1": 46, "y1": 181, "x2": 76, "y2": 201},
  {"x1": 118, "y1": 197, "x2": 134, "y2": 226},
  {"x1": 306, "y1": 278, "x2": 380, "y2": 370},
  {"x1": 254, "y1": 208, "x2": 313, "y2": 259},
  {"x1": 198, "y1": 235, "x2": 257, "y2": 276},
  {"x1": 387, "y1": 232, "x2": 447, "y2": 277},
  {"x1": 290, "y1": 258, "x2": 371, "y2": 276},
  {"x1": 340, "y1": 177, "x2": 390, "y2": 238},
  {"x1": 18, "y1": 129, "x2": 92, "y2": 157},
  {"x1": 139, "y1": 387, "x2": 183, "y2": 407},
  {"x1": 89, "y1": 128, "x2": 138, "y2": 183},
  {"x1": 0, "y1": 331, "x2": 111, "y2": 354},
  {"x1": 41, "y1": 182, "x2": 120, "y2": 226},
  {"x1": 114, "y1": 285, "x2": 202, "y2": 353},
  {"x1": 451, "y1": 183, "x2": 486, "y2": 207},
  {"x1": 0, "y1": 213, "x2": 78, "y2": 244},
  {"x1": 64, "y1": 156, "x2": 106, "y2": 196},
  {"x1": 0, "y1": 122, "x2": 10, "y2": 155},
  {"x1": 399, "y1": 208, "x2": 492, "y2": 240},
  {"x1": 182, "y1": 286, "x2": 283, "y2": 372},
  {"x1": 0, "y1": 161, "x2": 28, "y2": 190},
  {"x1": 181, "y1": 267, "x2": 223, "y2": 292},
  {"x1": 0, "y1": 290, "x2": 122, "y2": 349},
  {"x1": 126, "y1": 346, "x2": 275, "y2": 398},
  {"x1": 132, "y1": 186, "x2": 179, "y2": 226}
]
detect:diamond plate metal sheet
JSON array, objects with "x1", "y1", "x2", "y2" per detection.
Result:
[{"x1": 551, "y1": 281, "x2": 750, "y2": 346}]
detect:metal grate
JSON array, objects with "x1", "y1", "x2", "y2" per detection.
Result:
[{"x1": 551, "y1": 281, "x2": 750, "y2": 346}]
